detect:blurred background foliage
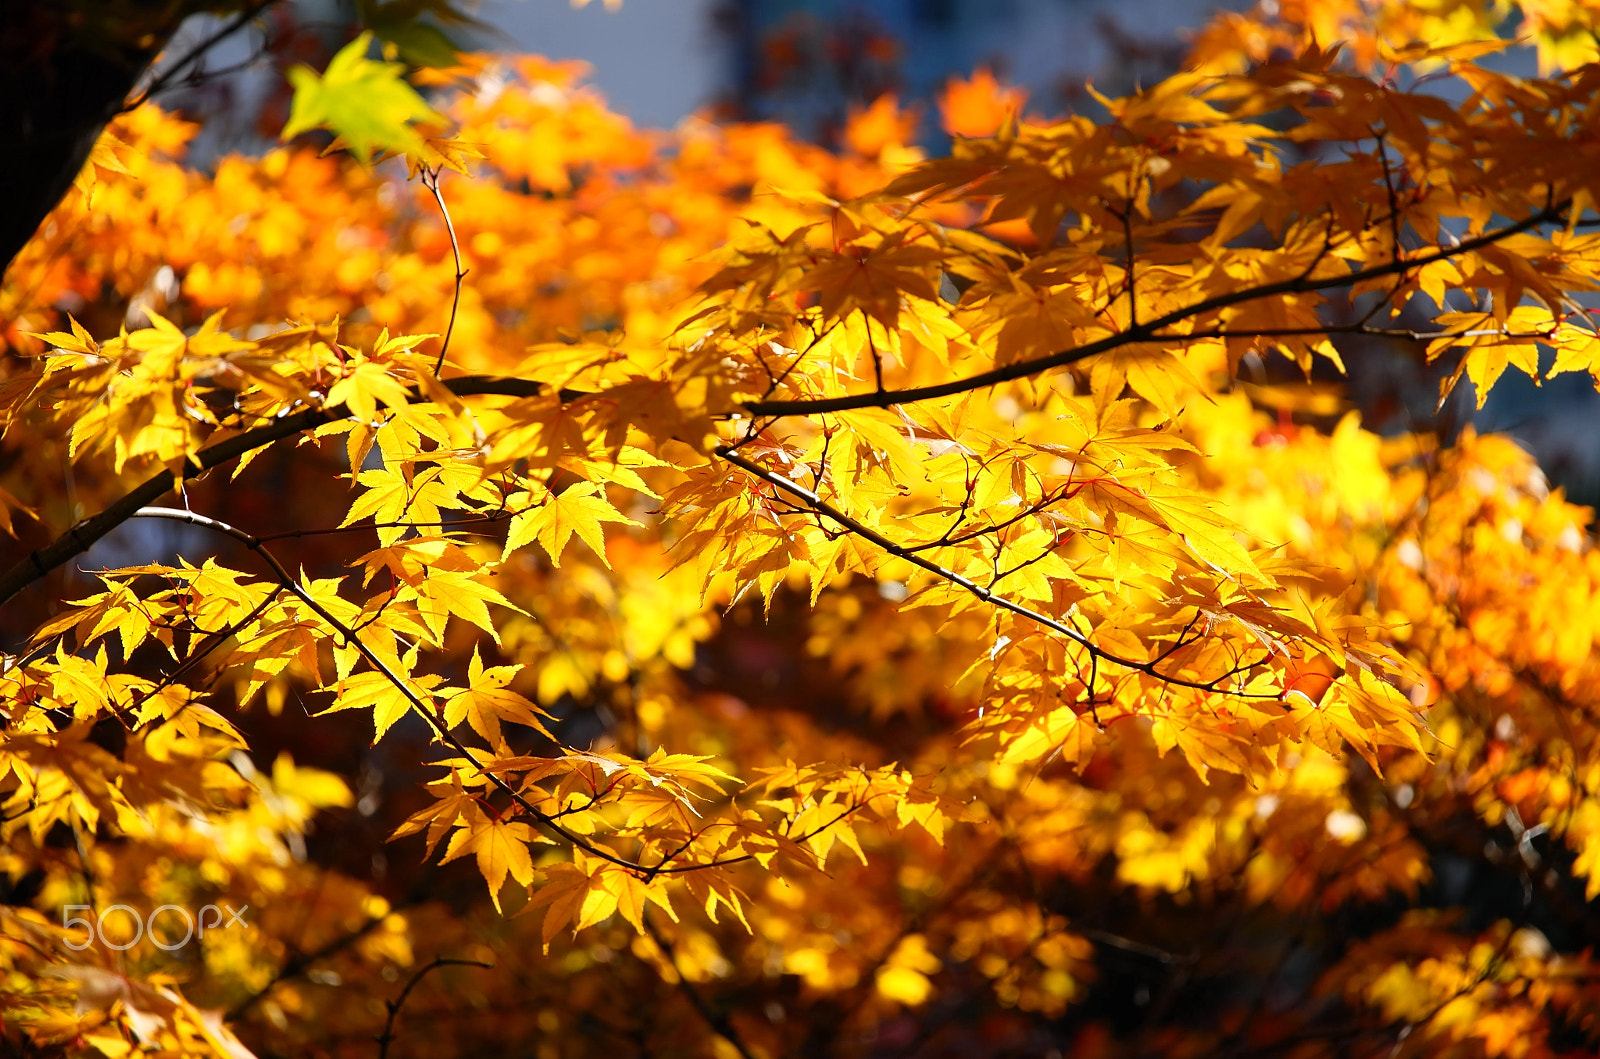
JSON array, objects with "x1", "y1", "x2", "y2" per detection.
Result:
[{"x1": 6, "y1": 2, "x2": 1600, "y2": 1057}]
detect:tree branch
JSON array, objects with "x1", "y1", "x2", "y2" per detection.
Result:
[
  {"x1": 375, "y1": 956, "x2": 493, "y2": 1059},
  {"x1": 4, "y1": 203, "x2": 1568, "y2": 614},
  {"x1": 0, "y1": 375, "x2": 542, "y2": 611},
  {"x1": 121, "y1": 1, "x2": 285, "y2": 114},
  {"x1": 227, "y1": 904, "x2": 391, "y2": 1021},
  {"x1": 643, "y1": 916, "x2": 757, "y2": 1059},
  {"x1": 742, "y1": 201, "x2": 1571, "y2": 416},
  {"x1": 125, "y1": 505, "x2": 662, "y2": 874},
  {"x1": 714, "y1": 447, "x2": 1277, "y2": 698}
]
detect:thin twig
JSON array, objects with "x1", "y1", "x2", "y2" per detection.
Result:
[
  {"x1": 126, "y1": 506, "x2": 661, "y2": 874},
  {"x1": 420, "y1": 166, "x2": 468, "y2": 376},
  {"x1": 16, "y1": 507, "x2": 872, "y2": 882},
  {"x1": 228, "y1": 907, "x2": 388, "y2": 1020},
  {"x1": 715, "y1": 447, "x2": 1277, "y2": 698},
  {"x1": 254, "y1": 508, "x2": 521, "y2": 543},
  {"x1": 121, "y1": 506, "x2": 839, "y2": 881},
  {"x1": 1373, "y1": 130, "x2": 1406, "y2": 271},
  {"x1": 228, "y1": 878, "x2": 472, "y2": 1024},
  {"x1": 124, "y1": 584, "x2": 285, "y2": 720},
  {"x1": 375, "y1": 956, "x2": 493, "y2": 1059}
]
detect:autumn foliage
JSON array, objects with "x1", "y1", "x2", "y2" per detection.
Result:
[{"x1": 7, "y1": 1, "x2": 1600, "y2": 1056}]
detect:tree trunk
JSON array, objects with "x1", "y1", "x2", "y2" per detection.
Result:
[{"x1": 0, "y1": 2, "x2": 178, "y2": 280}]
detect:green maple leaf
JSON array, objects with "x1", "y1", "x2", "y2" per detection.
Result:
[{"x1": 282, "y1": 32, "x2": 444, "y2": 164}]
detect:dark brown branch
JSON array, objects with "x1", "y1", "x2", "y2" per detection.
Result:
[
  {"x1": 715, "y1": 447, "x2": 1277, "y2": 698},
  {"x1": 742, "y1": 201, "x2": 1571, "y2": 416},
  {"x1": 0, "y1": 375, "x2": 542, "y2": 611},
  {"x1": 1373, "y1": 130, "x2": 1407, "y2": 272},
  {"x1": 121, "y1": 1, "x2": 284, "y2": 114},
  {"x1": 375, "y1": 956, "x2": 493, "y2": 1059},
  {"x1": 227, "y1": 907, "x2": 391, "y2": 1020},
  {"x1": 0, "y1": 5, "x2": 174, "y2": 279},
  {"x1": 125, "y1": 505, "x2": 661, "y2": 874},
  {"x1": 1117, "y1": 202, "x2": 1138, "y2": 328},
  {"x1": 22, "y1": 499, "x2": 866, "y2": 880},
  {"x1": 1169, "y1": 323, "x2": 1556, "y2": 343},
  {"x1": 3, "y1": 204, "x2": 1563, "y2": 615},
  {"x1": 643, "y1": 916, "x2": 757, "y2": 1059},
  {"x1": 120, "y1": 507, "x2": 826, "y2": 880}
]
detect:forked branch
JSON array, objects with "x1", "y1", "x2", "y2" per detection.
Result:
[
  {"x1": 714, "y1": 447, "x2": 1276, "y2": 698},
  {"x1": 125, "y1": 506, "x2": 659, "y2": 872},
  {"x1": 375, "y1": 956, "x2": 493, "y2": 1059}
]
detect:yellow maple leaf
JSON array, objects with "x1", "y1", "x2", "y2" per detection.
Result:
[
  {"x1": 441, "y1": 647, "x2": 555, "y2": 744},
  {"x1": 442, "y1": 816, "x2": 538, "y2": 912},
  {"x1": 503, "y1": 482, "x2": 639, "y2": 566}
]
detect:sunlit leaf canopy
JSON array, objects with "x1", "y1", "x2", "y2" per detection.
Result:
[{"x1": 6, "y1": 1, "x2": 1600, "y2": 1055}]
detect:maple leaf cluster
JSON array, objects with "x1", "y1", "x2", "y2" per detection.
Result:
[{"x1": 6, "y1": 3, "x2": 1600, "y2": 1056}]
